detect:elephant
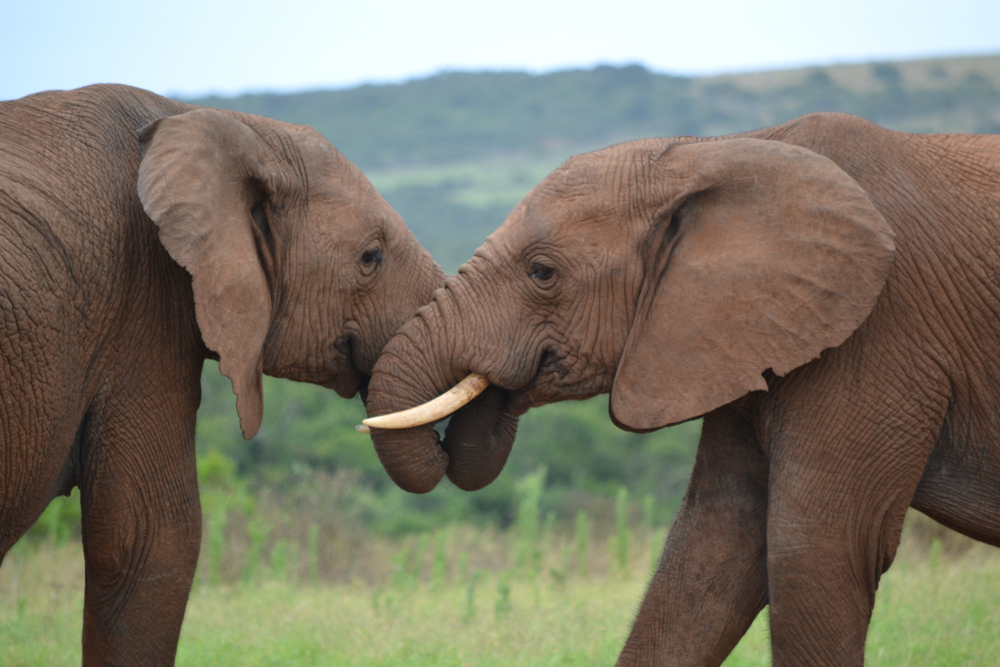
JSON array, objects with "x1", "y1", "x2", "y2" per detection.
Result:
[
  {"x1": 0, "y1": 84, "x2": 443, "y2": 665},
  {"x1": 363, "y1": 112, "x2": 1000, "y2": 665}
]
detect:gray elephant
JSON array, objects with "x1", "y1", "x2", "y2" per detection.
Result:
[
  {"x1": 0, "y1": 84, "x2": 443, "y2": 665},
  {"x1": 364, "y1": 113, "x2": 1000, "y2": 665}
]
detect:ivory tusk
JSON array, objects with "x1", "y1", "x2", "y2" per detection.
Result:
[
  {"x1": 362, "y1": 372, "x2": 490, "y2": 430},
  {"x1": 355, "y1": 424, "x2": 371, "y2": 434}
]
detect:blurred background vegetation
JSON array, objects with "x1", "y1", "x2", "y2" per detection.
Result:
[{"x1": 23, "y1": 53, "x2": 1000, "y2": 575}]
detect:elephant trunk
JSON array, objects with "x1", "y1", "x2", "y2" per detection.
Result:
[
  {"x1": 366, "y1": 296, "x2": 520, "y2": 493},
  {"x1": 366, "y1": 323, "x2": 450, "y2": 493},
  {"x1": 440, "y1": 385, "x2": 519, "y2": 491}
]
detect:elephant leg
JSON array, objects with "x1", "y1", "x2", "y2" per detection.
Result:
[
  {"x1": 78, "y1": 383, "x2": 202, "y2": 666},
  {"x1": 765, "y1": 474, "x2": 912, "y2": 665},
  {"x1": 617, "y1": 405, "x2": 769, "y2": 667},
  {"x1": 764, "y1": 402, "x2": 937, "y2": 666}
]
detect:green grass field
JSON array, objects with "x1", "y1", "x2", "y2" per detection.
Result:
[{"x1": 3, "y1": 515, "x2": 999, "y2": 666}]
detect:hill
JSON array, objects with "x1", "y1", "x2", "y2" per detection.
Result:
[{"x1": 193, "y1": 54, "x2": 1000, "y2": 170}]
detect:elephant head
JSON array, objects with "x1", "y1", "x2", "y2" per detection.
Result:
[
  {"x1": 137, "y1": 108, "x2": 444, "y2": 439},
  {"x1": 365, "y1": 137, "x2": 894, "y2": 493}
]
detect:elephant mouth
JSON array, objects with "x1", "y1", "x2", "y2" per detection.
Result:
[
  {"x1": 518, "y1": 350, "x2": 563, "y2": 405},
  {"x1": 318, "y1": 369, "x2": 365, "y2": 399},
  {"x1": 519, "y1": 348, "x2": 609, "y2": 408},
  {"x1": 504, "y1": 388, "x2": 534, "y2": 417},
  {"x1": 487, "y1": 350, "x2": 571, "y2": 412},
  {"x1": 312, "y1": 334, "x2": 368, "y2": 399}
]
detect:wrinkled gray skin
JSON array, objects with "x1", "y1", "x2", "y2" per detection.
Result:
[
  {"x1": 0, "y1": 85, "x2": 443, "y2": 665},
  {"x1": 367, "y1": 113, "x2": 1000, "y2": 665}
]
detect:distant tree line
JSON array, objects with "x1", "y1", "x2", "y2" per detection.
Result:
[{"x1": 191, "y1": 60, "x2": 1000, "y2": 171}]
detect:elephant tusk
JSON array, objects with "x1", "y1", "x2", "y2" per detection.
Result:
[
  {"x1": 362, "y1": 372, "x2": 490, "y2": 430},
  {"x1": 355, "y1": 424, "x2": 371, "y2": 434}
]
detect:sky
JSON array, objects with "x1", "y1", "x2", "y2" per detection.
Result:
[{"x1": 4, "y1": 0, "x2": 1000, "y2": 101}]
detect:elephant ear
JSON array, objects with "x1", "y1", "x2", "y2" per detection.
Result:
[
  {"x1": 610, "y1": 138, "x2": 895, "y2": 432},
  {"x1": 137, "y1": 109, "x2": 272, "y2": 440}
]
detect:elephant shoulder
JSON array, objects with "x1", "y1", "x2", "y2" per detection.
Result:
[{"x1": 747, "y1": 113, "x2": 887, "y2": 156}]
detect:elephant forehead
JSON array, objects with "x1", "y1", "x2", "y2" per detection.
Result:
[
  {"x1": 483, "y1": 203, "x2": 550, "y2": 256},
  {"x1": 482, "y1": 149, "x2": 640, "y2": 260},
  {"x1": 496, "y1": 192, "x2": 621, "y2": 249},
  {"x1": 302, "y1": 148, "x2": 360, "y2": 194},
  {"x1": 306, "y1": 158, "x2": 393, "y2": 224}
]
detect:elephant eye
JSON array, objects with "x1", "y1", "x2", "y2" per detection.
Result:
[
  {"x1": 361, "y1": 247, "x2": 382, "y2": 274},
  {"x1": 529, "y1": 263, "x2": 556, "y2": 282}
]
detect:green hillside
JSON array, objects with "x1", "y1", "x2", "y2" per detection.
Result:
[{"x1": 180, "y1": 54, "x2": 1000, "y2": 535}]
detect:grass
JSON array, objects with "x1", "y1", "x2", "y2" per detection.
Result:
[
  {"x1": 3, "y1": 515, "x2": 1000, "y2": 666},
  {"x1": 862, "y1": 546, "x2": 1000, "y2": 665},
  {"x1": 177, "y1": 576, "x2": 640, "y2": 666},
  {"x1": 0, "y1": 572, "x2": 641, "y2": 666}
]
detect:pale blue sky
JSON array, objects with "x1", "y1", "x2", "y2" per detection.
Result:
[{"x1": 4, "y1": 0, "x2": 999, "y2": 101}]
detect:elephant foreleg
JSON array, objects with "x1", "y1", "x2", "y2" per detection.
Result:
[
  {"x1": 617, "y1": 406, "x2": 769, "y2": 667},
  {"x1": 762, "y1": 379, "x2": 939, "y2": 667}
]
